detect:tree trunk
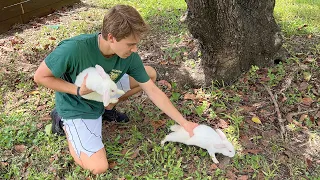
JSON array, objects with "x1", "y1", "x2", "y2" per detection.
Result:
[{"x1": 185, "y1": 0, "x2": 283, "y2": 85}]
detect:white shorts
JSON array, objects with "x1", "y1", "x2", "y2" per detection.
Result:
[
  {"x1": 63, "y1": 117, "x2": 103, "y2": 157},
  {"x1": 115, "y1": 74, "x2": 131, "y2": 98},
  {"x1": 63, "y1": 74, "x2": 131, "y2": 157}
]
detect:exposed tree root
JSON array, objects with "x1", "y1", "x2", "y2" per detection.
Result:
[{"x1": 263, "y1": 84, "x2": 286, "y2": 138}]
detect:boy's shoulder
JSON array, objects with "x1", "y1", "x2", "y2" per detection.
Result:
[
  {"x1": 69, "y1": 33, "x2": 97, "y2": 41},
  {"x1": 60, "y1": 33, "x2": 97, "y2": 45}
]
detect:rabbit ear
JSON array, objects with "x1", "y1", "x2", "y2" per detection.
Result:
[
  {"x1": 103, "y1": 90, "x2": 110, "y2": 106},
  {"x1": 215, "y1": 129, "x2": 227, "y2": 140},
  {"x1": 95, "y1": 65, "x2": 108, "y2": 79}
]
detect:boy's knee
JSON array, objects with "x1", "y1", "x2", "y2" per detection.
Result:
[
  {"x1": 145, "y1": 66, "x2": 157, "y2": 82},
  {"x1": 91, "y1": 162, "x2": 109, "y2": 175}
]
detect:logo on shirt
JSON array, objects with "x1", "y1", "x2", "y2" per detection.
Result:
[{"x1": 109, "y1": 69, "x2": 122, "y2": 81}]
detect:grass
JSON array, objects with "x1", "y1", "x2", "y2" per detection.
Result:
[
  {"x1": 275, "y1": 0, "x2": 320, "y2": 35},
  {"x1": 0, "y1": 0, "x2": 320, "y2": 179}
]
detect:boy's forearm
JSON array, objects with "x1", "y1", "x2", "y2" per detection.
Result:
[
  {"x1": 34, "y1": 61, "x2": 78, "y2": 95},
  {"x1": 147, "y1": 86, "x2": 188, "y2": 125},
  {"x1": 35, "y1": 76, "x2": 78, "y2": 95}
]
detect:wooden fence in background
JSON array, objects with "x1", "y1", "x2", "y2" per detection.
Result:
[{"x1": 0, "y1": 0, "x2": 80, "y2": 34}]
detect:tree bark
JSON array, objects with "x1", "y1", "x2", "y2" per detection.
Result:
[{"x1": 185, "y1": 0, "x2": 283, "y2": 85}]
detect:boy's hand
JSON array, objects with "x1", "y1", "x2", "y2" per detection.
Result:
[
  {"x1": 79, "y1": 74, "x2": 93, "y2": 95},
  {"x1": 182, "y1": 121, "x2": 199, "y2": 137}
]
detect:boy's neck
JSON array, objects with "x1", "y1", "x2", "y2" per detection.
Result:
[{"x1": 98, "y1": 34, "x2": 115, "y2": 58}]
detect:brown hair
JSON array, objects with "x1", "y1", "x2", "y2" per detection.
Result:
[{"x1": 102, "y1": 5, "x2": 149, "y2": 41}]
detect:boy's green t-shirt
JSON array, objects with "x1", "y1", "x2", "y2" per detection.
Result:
[{"x1": 45, "y1": 33, "x2": 150, "y2": 119}]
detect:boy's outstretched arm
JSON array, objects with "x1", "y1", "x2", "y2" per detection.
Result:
[{"x1": 139, "y1": 80, "x2": 198, "y2": 136}]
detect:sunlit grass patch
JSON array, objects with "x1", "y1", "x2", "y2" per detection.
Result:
[
  {"x1": 95, "y1": 0, "x2": 187, "y2": 34},
  {"x1": 274, "y1": 0, "x2": 320, "y2": 35}
]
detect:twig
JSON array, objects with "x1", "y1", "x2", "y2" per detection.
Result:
[
  {"x1": 285, "y1": 109, "x2": 319, "y2": 130},
  {"x1": 286, "y1": 109, "x2": 318, "y2": 117},
  {"x1": 263, "y1": 84, "x2": 286, "y2": 138},
  {"x1": 247, "y1": 123, "x2": 263, "y2": 131}
]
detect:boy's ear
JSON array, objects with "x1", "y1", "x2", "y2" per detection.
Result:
[{"x1": 107, "y1": 33, "x2": 115, "y2": 42}]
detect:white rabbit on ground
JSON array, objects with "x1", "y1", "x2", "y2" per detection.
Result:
[
  {"x1": 74, "y1": 64, "x2": 125, "y2": 106},
  {"x1": 161, "y1": 124, "x2": 235, "y2": 163}
]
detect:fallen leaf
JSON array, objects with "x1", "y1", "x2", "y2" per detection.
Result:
[
  {"x1": 14, "y1": 144, "x2": 26, "y2": 153},
  {"x1": 48, "y1": 166, "x2": 56, "y2": 173},
  {"x1": 226, "y1": 170, "x2": 237, "y2": 180},
  {"x1": 239, "y1": 106, "x2": 256, "y2": 112},
  {"x1": 109, "y1": 161, "x2": 117, "y2": 169},
  {"x1": 49, "y1": 155, "x2": 56, "y2": 163},
  {"x1": 297, "y1": 24, "x2": 308, "y2": 31},
  {"x1": 303, "y1": 72, "x2": 311, "y2": 81},
  {"x1": 259, "y1": 76, "x2": 270, "y2": 82},
  {"x1": 299, "y1": 114, "x2": 308, "y2": 122},
  {"x1": 119, "y1": 137, "x2": 126, "y2": 144},
  {"x1": 210, "y1": 163, "x2": 218, "y2": 170},
  {"x1": 157, "y1": 80, "x2": 172, "y2": 90},
  {"x1": 280, "y1": 95, "x2": 287, "y2": 102},
  {"x1": 40, "y1": 115, "x2": 51, "y2": 121},
  {"x1": 43, "y1": 44, "x2": 50, "y2": 50},
  {"x1": 252, "y1": 102, "x2": 268, "y2": 108},
  {"x1": 183, "y1": 93, "x2": 197, "y2": 100},
  {"x1": 233, "y1": 168, "x2": 239, "y2": 173},
  {"x1": 37, "y1": 105, "x2": 46, "y2": 111},
  {"x1": 48, "y1": 37, "x2": 56, "y2": 40},
  {"x1": 159, "y1": 60, "x2": 168, "y2": 65},
  {"x1": 242, "y1": 149, "x2": 261, "y2": 154},
  {"x1": 306, "y1": 158, "x2": 312, "y2": 170},
  {"x1": 29, "y1": 90, "x2": 40, "y2": 95},
  {"x1": 301, "y1": 97, "x2": 313, "y2": 106},
  {"x1": 131, "y1": 148, "x2": 140, "y2": 159},
  {"x1": 237, "y1": 175, "x2": 249, "y2": 180},
  {"x1": 150, "y1": 120, "x2": 166, "y2": 132},
  {"x1": 121, "y1": 149, "x2": 128, "y2": 155},
  {"x1": 258, "y1": 171, "x2": 265, "y2": 179},
  {"x1": 217, "y1": 119, "x2": 229, "y2": 129},
  {"x1": 36, "y1": 123, "x2": 43, "y2": 129},
  {"x1": 1, "y1": 162, "x2": 9, "y2": 167},
  {"x1": 215, "y1": 107, "x2": 226, "y2": 113},
  {"x1": 299, "y1": 82, "x2": 309, "y2": 91},
  {"x1": 304, "y1": 56, "x2": 315, "y2": 63},
  {"x1": 261, "y1": 140, "x2": 269, "y2": 147},
  {"x1": 242, "y1": 167, "x2": 254, "y2": 173},
  {"x1": 251, "y1": 116, "x2": 262, "y2": 124}
]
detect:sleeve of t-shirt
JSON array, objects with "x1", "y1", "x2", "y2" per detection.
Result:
[
  {"x1": 44, "y1": 40, "x2": 77, "y2": 78},
  {"x1": 126, "y1": 53, "x2": 150, "y2": 83}
]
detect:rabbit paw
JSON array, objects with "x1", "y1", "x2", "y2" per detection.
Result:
[
  {"x1": 212, "y1": 157, "x2": 219, "y2": 164},
  {"x1": 160, "y1": 140, "x2": 166, "y2": 146}
]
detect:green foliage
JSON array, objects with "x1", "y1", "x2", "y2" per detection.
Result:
[
  {"x1": 170, "y1": 92, "x2": 181, "y2": 101},
  {"x1": 195, "y1": 101, "x2": 209, "y2": 117}
]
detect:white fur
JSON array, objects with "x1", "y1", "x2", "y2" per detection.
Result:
[
  {"x1": 161, "y1": 124, "x2": 235, "y2": 163},
  {"x1": 74, "y1": 65, "x2": 125, "y2": 106}
]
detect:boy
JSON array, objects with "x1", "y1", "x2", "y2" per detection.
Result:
[{"x1": 34, "y1": 5, "x2": 198, "y2": 174}]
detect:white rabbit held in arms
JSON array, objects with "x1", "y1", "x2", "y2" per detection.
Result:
[
  {"x1": 161, "y1": 124, "x2": 235, "y2": 163},
  {"x1": 74, "y1": 64, "x2": 125, "y2": 106}
]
